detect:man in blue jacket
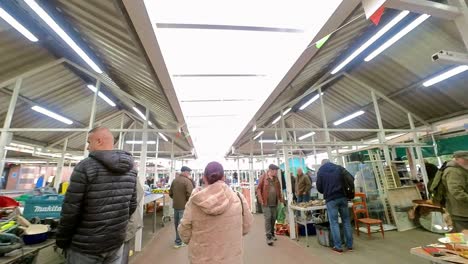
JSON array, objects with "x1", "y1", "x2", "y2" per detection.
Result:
[{"x1": 317, "y1": 159, "x2": 353, "y2": 254}]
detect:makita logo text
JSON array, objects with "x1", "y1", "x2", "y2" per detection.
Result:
[{"x1": 33, "y1": 205, "x2": 62, "y2": 212}]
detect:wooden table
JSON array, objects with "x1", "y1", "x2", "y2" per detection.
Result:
[
  {"x1": 410, "y1": 247, "x2": 468, "y2": 264},
  {"x1": 0, "y1": 239, "x2": 56, "y2": 264}
]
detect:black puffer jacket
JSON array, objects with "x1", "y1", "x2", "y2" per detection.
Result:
[{"x1": 56, "y1": 150, "x2": 137, "y2": 254}]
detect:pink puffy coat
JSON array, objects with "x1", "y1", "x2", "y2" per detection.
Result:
[{"x1": 178, "y1": 181, "x2": 254, "y2": 264}]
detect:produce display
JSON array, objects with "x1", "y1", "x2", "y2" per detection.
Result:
[
  {"x1": 292, "y1": 199, "x2": 326, "y2": 208},
  {"x1": 152, "y1": 189, "x2": 169, "y2": 194}
]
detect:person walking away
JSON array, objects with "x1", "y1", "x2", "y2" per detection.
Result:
[
  {"x1": 121, "y1": 180, "x2": 144, "y2": 264},
  {"x1": 256, "y1": 164, "x2": 283, "y2": 246},
  {"x1": 296, "y1": 168, "x2": 312, "y2": 203},
  {"x1": 317, "y1": 159, "x2": 353, "y2": 254},
  {"x1": 442, "y1": 151, "x2": 468, "y2": 232},
  {"x1": 56, "y1": 127, "x2": 137, "y2": 264},
  {"x1": 169, "y1": 166, "x2": 194, "y2": 248},
  {"x1": 178, "y1": 162, "x2": 253, "y2": 264}
]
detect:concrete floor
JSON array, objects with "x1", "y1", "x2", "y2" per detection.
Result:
[{"x1": 132, "y1": 214, "x2": 442, "y2": 264}]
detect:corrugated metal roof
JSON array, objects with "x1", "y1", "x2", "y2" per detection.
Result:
[
  {"x1": 231, "y1": 8, "x2": 468, "y2": 156},
  {"x1": 1, "y1": 0, "x2": 194, "y2": 158}
]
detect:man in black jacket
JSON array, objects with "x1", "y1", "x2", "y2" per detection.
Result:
[{"x1": 56, "y1": 127, "x2": 137, "y2": 264}]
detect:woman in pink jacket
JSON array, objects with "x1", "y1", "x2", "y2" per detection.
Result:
[{"x1": 178, "y1": 161, "x2": 254, "y2": 264}]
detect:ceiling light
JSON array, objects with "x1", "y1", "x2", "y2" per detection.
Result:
[
  {"x1": 253, "y1": 131, "x2": 264, "y2": 140},
  {"x1": 299, "y1": 93, "x2": 323, "y2": 110},
  {"x1": 158, "y1": 133, "x2": 169, "y2": 142},
  {"x1": 24, "y1": 0, "x2": 102, "y2": 73},
  {"x1": 365, "y1": 14, "x2": 431, "y2": 62},
  {"x1": 133, "y1": 107, "x2": 153, "y2": 126},
  {"x1": 126, "y1": 140, "x2": 157, "y2": 144},
  {"x1": 283, "y1": 108, "x2": 291, "y2": 116},
  {"x1": 272, "y1": 115, "x2": 281, "y2": 125},
  {"x1": 252, "y1": 125, "x2": 257, "y2": 132},
  {"x1": 331, "y1": 10, "x2": 409, "y2": 74},
  {"x1": 0, "y1": 7, "x2": 38, "y2": 42},
  {"x1": 333, "y1": 110, "x2": 365, "y2": 126},
  {"x1": 31, "y1": 106, "x2": 73, "y2": 125},
  {"x1": 258, "y1": 140, "x2": 283, "y2": 143},
  {"x1": 87, "y1": 85, "x2": 116, "y2": 107},
  {"x1": 423, "y1": 65, "x2": 468, "y2": 87},
  {"x1": 298, "y1": 132, "x2": 316, "y2": 141}
]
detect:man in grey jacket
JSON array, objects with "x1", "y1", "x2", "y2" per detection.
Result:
[{"x1": 56, "y1": 127, "x2": 137, "y2": 264}]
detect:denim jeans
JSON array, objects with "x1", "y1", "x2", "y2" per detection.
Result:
[
  {"x1": 326, "y1": 197, "x2": 353, "y2": 250},
  {"x1": 66, "y1": 244, "x2": 123, "y2": 264},
  {"x1": 174, "y1": 209, "x2": 185, "y2": 245}
]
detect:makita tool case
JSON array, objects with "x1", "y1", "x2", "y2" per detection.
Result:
[{"x1": 23, "y1": 195, "x2": 64, "y2": 220}]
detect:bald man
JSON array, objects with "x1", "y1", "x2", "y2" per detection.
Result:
[{"x1": 56, "y1": 127, "x2": 137, "y2": 264}]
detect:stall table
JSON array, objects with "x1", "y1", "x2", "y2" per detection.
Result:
[
  {"x1": 144, "y1": 193, "x2": 165, "y2": 232},
  {"x1": 0, "y1": 239, "x2": 56, "y2": 264},
  {"x1": 290, "y1": 202, "x2": 353, "y2": 247},
  {"x1": 410, "y1": 247, "x2": 468, "y2": 264}
]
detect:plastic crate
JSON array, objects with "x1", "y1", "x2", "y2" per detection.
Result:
[
  {"x1": 23, "y1": 195, "x2": 64, "y2": 220},
  {"x1": 315, "y1": 222, "x2": 344, "y2": 247}
]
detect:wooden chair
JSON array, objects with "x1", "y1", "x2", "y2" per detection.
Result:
[{"x1": 352, "y1": 192, "x2": 384, "y2": 238}]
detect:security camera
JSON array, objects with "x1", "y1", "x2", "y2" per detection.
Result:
[{"x1": 432, "y1": 50, "x2": 468, "y2": 65}]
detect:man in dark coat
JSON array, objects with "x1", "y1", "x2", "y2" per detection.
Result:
[{"x1": 56, "y1": 127, "x2": 137, "y2": 264}]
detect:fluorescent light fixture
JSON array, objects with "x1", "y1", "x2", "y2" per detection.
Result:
[
  {"x1": 283, "y1": 108, "x2": 291, "y2": 116},
  {"x1": 158, "y1": 132, "x2": 169, "y2": 142},
  {"x1": 24, "y1": 0, "x2": 102, "y2": 73},
  {"x1": 0, "y1": 7, "x2": 38, "y2": 42},
  {"x1": 253, "y1": 131, "x2": 264, "y2": 140},
  {"x1": 272, "y1": 115, "x2": 281, "y2": 125},
  {"x1": 252, "y1": 125, "x2": 257, "y2": 132},
  {"x1": 331, "y1": 10, "x2": 409, "y2": 74},
  {"x1": 365, "y1": 14, "x2": 431, "y2": 62},
  {"x1": 31, "y1": 105, "x2": 73, "y2": 125},
  {"x1": 126, "y1": 140, "x2": 157, "y2": 144},
  {"x1": 87, "y1": 85, "x2": 116, "y2": 107},
  {"x1": 423, "y1": 65, "x2": 468, "y2": 87},
  {"x1": 299, "y1": 93, "x2": 323, "y2": 110},
  {"x1": 298, "y1": 132, "x2": 316, "y2": 141},
  {"x1": 333, "y1": 110, "x2": 365, "y2": 126},
  {"x1": 133, "y1": 107, "x2": 153, "y2": 126},
  {"x1": 259, "y1": 139, "x2": 283, "y2": 143}
]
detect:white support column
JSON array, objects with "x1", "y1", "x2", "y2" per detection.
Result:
[
  {"x1": 84, "y1": 80, "x2": 101, "y2": 157},
  {"x1": 54, "y1": 138, "x2": 68, "y2": 191},
  {"x1": 371, "y1": 90, "x2": 393, "y2": 181},
  {"x1": 118, "y1": 112, "x2": 125, "y2": 149},
  {"x1": 281, "y1": 110, "x2": 296, "y2": 240},
  {"x1": 408, "y1": 114, "x2": 429, "y2": 196},
  {"x1": 318, "y1": 87, "x2": 332, "y2": 159},
  {"x1": 249, "y1": 140, "x2": 256, "y2": 213},
  {"x1": 169, "y1": 137, "x2": 175, "y2": 183},
  {"x1": 135, "y1": 108, "x2": 149, "y2": 252},
  {"x1": 431, "y1": 134, "x2": 442, "y2": 167},
  {"x1": 153, "y1": 134, "x2": 160, "y2": 187},
  {"x1": 0, "y1": 78, "x2": 22, "y2": 179}
]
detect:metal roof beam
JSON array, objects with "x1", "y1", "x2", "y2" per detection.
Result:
[{"x1": 384, "y1": 0, "x2": 461, "y2": 20}]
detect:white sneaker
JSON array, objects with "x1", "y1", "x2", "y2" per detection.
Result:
[{"x1": 173, "y1": 243, "x2": 186, "y2": 249}]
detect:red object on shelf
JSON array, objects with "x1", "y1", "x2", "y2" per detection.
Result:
[{"x1": 0, "y1": 196, "x2": 20, "y2": 208}]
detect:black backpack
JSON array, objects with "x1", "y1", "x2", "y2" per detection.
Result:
[
  {"x1": 429, "y1": 161, "x2": 449, "y2": 207},
  {"x1": 340, "y1": 166, "x2": 355, "y2": 200}
]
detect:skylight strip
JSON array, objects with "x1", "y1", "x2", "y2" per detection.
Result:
[
  {"x1": 333, "y1": 110, "x2": 365, "y2": 126},
  {"x1": 87, "y1": 85, "x2": 116, "y2": 107},
  {"x1": 331, "y1": 10, "x2": 409, "y2": 74},
  {"x1": 31, "y1": 106, "x2": 73, "y2": 125},
  {"x1": 0, "y1": 7, "x2": 38, "y2": 42},
  {"x1": 24, "y1": 0, "x2": 103, "y2": 73},
  {"x1": 158, "y1": 133, "x2": 169, "y2": 142},
  {"x1": 253, "y1": 131, "x2": 264, "y2": 140},
  {"x1": 299, "y1": 93, "x2": 323, "y2": 110},
  {"x1": 365, "y1": 14, "x2": 430, "y2": 62},
  {"x1": 133, "y1": 107, "x2": 153, "y2": 126},
  {"x1": 423, "y1": 65, "x2": 468, "y2": 87},
  {"x1": 298, "y1": 132, "x2": 316, "y2": 141}
]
